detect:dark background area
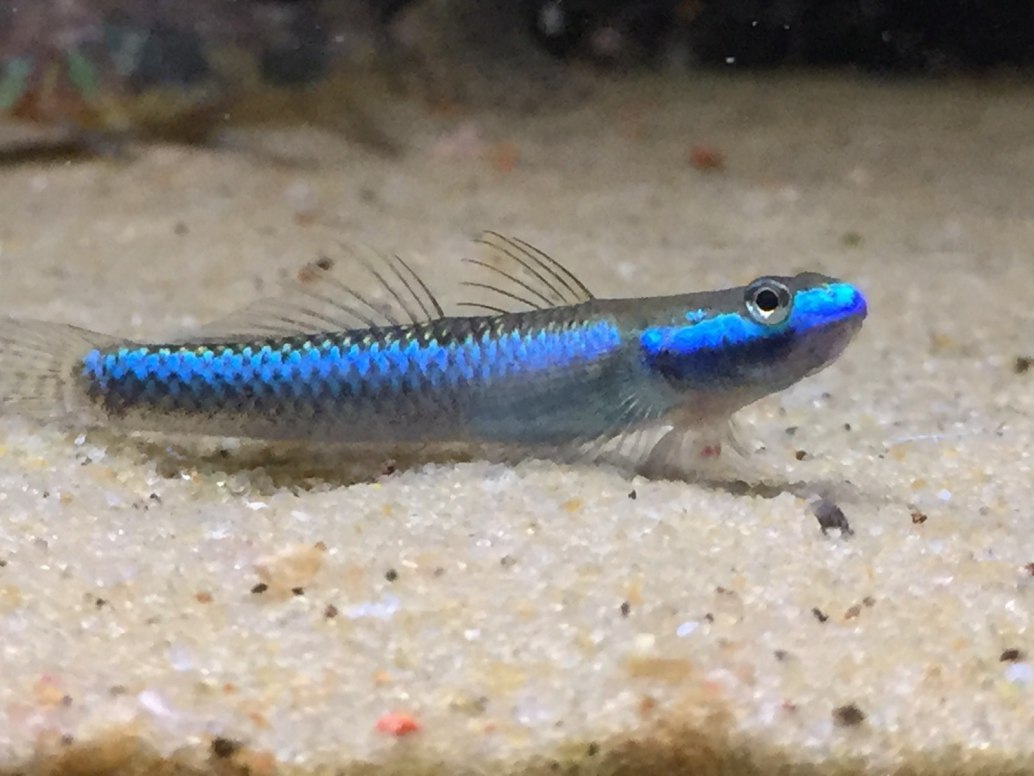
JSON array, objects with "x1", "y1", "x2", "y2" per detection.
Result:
[
  {"x1": 359, "y1": 0, "x2": 1034, "y2": 73},
  {"x1": 2, "y1": 0, "x2": 1030, "y2": 152},
  {"x1": 513, "y1": 0, "x2": 1034, "y2": 71}
]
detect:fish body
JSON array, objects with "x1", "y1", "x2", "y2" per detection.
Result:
[
  {"x1": 0, "y1": 234, "x2": 867, "y2": 466},
  {"x1": 80, "y1": 307, "x2": 628, "y2": 446}
]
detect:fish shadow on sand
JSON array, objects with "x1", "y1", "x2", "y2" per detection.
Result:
[{"x1": 101, "y1": 431, "x2": 869, "y2": 520}]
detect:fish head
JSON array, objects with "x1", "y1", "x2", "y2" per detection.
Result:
[{"x1": 638, "y1": 273, "x2": 868, "y2": 415}]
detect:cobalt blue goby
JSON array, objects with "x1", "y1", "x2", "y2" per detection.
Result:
[{"x1": 0, "y1": 232, "x2": 867, "y2": 468}]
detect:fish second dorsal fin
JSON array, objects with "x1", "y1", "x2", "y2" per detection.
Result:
[
  {"x1": 458, "y1": 231, "x2": 595, "y2": 315},
  {"x1": 179, "y1": 242, "x2": 444, "y2": 342}
]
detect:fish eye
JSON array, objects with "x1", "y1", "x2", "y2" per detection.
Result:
[{"x1": 745, "y1": 279, "x2": 792, "y2": 325}]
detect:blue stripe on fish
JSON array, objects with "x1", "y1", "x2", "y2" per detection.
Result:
[
  {"x1": 638, "y1": 281, "x2": 866, "y2": 387},
  {"x1": 80, "y1": 319, "x2": 623, "y2": 412},
  {"x1": 640, "y1": 282, "x2": 866, "y2": 358}
]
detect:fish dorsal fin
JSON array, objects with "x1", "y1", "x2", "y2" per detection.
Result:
[
  {"x1": 458, "y1": 231, "x2": 595, "y2": 315},
  {"x1": 180, "y1": 242, "x2": 444, "y2": 342}
]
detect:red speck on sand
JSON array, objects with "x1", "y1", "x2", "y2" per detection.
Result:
[
  {"x1": 688, "y1": 145, "x2": 725, "y2": 171},
  {"x1": 375, "y1": 711, "x2": 421, "y2": 736}
]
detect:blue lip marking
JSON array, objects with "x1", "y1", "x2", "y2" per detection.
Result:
[{"x1": 791, "y1": 282, "x2": 867, "y2": 331}]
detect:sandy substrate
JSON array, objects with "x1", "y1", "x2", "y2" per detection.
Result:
[{"x1": 0, "y1": 73, "x2": 1031, "y2": 774}]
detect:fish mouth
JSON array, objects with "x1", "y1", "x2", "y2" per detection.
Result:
[
  {"x1": 798, "y1": 309, "x2": 865, "y2": 378},
  {"x1": 797, "y1": 281, "x2": 867, "y2": 369},
  {"x1": 842, "y1": 287, "x2": 868, "y2": 322}
]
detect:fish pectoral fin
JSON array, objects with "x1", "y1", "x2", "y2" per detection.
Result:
[
  {"x1": 637, "y1": 418, "x2": 751, "y2": 481},
  {"x1": 457, "y1": 231, "x2": 595, "y2": 315},
  {"x1": 176, "y1": 241, "x2": 445, "y2": 342}
]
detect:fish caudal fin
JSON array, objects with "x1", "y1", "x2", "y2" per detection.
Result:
[{"x1": 0, "y1": 318, "x2": 117, "y2": 425}]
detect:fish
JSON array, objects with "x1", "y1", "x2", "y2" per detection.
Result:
[{"x1": 0, "y1": 232, "x2": 867, "y2": 475}]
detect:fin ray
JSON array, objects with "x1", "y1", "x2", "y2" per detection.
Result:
[
  {"x1": 458, "y1": 281, "x2": 542, "y2": 313},
  {"x1": 506, "y1": 233, "x2": 595, "y2": 303},
  {"x1": 394, "y1": 253, "x2": 445, "y2": 320},
  {"x1": 461, "y1": 232, "x2": 595, "y2": 314},
  {"x1": 182, "y1": 242, "x2": 443, "y2": 342},
  {"x1": 461, "y1": 258, "x2": 556, "y2": 309},
  {"x1": 178, "y1": 233, "x2": 591, "y2": 340},
  {"x1": 0, "y1": 318, "x2": 118, "y2": 424}
]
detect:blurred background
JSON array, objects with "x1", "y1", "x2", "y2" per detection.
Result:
[{"x1": 2, "y1": 0, "x2": 1032, "y2": 159}]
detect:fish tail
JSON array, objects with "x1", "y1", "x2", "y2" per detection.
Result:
[{"x1": 0, "y1": 318, "x2": 117, "y2": 424}]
